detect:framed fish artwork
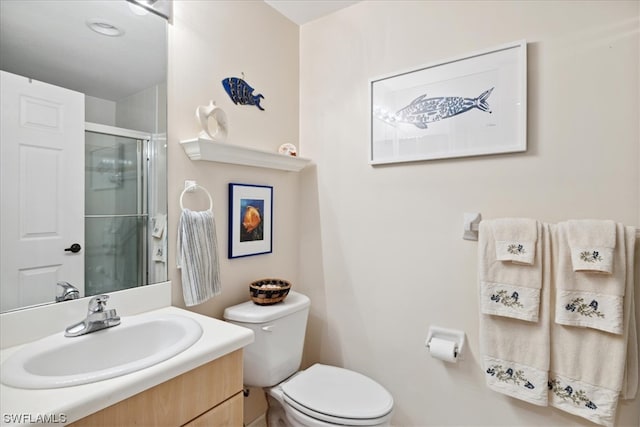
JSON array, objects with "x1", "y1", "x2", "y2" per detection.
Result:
[
  {"x1": 228, "y1": 183, "x2": 273, "y2": 258},
  {"x1": 369, "y1": 40, "x2": 527, "y2": 164}
]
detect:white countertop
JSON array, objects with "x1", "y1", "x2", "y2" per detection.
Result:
[{"x1": 0, "y1": 306, "x2": 254, "y2": 426}]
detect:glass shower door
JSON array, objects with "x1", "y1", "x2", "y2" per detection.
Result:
[{"x1": 84, "y1": 129, "x2": 148, "y2": 296}]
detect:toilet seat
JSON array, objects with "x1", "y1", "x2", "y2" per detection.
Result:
[{"x1": 281, "y1": 364, "x2": 393, "y2": 426}]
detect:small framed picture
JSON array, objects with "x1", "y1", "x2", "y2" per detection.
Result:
[{"x1": 228, "y1": 183, "x2": 273, "y2": 258}]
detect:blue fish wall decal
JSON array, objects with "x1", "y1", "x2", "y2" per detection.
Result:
[
  {"x1": 396, "y1": 87, "x2": 494, "y2": 129},
  {"x1": 222, "y1": 77, "x2": 265, "y2": 111}
]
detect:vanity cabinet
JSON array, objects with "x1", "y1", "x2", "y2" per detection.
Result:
[
  {"x1": 184, "y1": 392, "x2": 243, "y2": 427},
  {"x1": 70, "y1": 350, "x2": 243, "y2": 426}
]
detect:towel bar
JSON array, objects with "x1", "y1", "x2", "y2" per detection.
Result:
[
  {"x1": 464, "y1": 215, "x2": 639, "y2": 240},
  {"x1": 463, "y1": 212, "x2": 482, "y2": 241}
]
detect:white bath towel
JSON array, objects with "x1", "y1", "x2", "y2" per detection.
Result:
[
  {"x1": 555, "y1": 222, "x2": 625, "y2": 334},
  {"x1": 567, "y1": 219, "x2": 616, "y2": 273},
  {"x1": 479, "y1": 221, "x2": 550, "y2": 406},
  {"x1": 549, "y1": 224, "x2": 637, "y2": 427},
  {"x1": 479, "y1": 220, "x2": 543, "y2": 322},
  {"x1": 492, "y1": 218, "x2": 538, "y2": 265},
  {"x1": 176, "y1": 208, "x2": 221, "y2": 306}
]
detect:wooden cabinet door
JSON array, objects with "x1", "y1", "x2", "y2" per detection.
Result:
[
  {"x1": 70, "y1": 350, "x2": 243, "y2": 427},
  {"x1": 184, "y1": 392, "x2": 243, "y2": 427}
]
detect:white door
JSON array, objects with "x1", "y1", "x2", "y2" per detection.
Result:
[{"x1": 1, "y1": 71, "x2": 84, "y2": 311}]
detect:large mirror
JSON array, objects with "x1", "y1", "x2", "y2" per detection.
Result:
[{"x1": 0, "y1": 0, "x2": 168, "y2": 313}]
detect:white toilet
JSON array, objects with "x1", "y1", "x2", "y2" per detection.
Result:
[{"x1": 223, "y1": 291, "x2": 394, "y2": 427}]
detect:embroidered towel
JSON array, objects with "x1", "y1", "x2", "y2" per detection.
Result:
[
  {"x1": 622, "y1": 294, "x2": 638, "y2": 400},
  {"x1": 555, "y1": 222, "x2": 625, "y2": 334},
  {"x1": 492, "y1": 218, "x2": 537, "y2": 265},
  {"x1": 567, "y1": 219, "x2": 616, "y2": 273},
  {"x1": 176, "y1": 208, "x2": 222, "y2": 306},
  {"x1": 479, "y1": 222, "x2": 550, "y2": 406},
  {"x1": 479, "y1": 219, "x2": 543, "y2": 322},
  {"x1": 621, "y1": 269, "x2": 638, "y2": 401},
  {"x1": 549, "y1": 224, "x2": 637, "y2": 427}
]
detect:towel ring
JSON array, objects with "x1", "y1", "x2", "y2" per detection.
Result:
[{"x1": 179, "y1": 184, "x2": 213, "y2": 211}]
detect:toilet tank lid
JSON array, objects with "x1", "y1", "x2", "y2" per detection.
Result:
[{"x1": 223, "y1": 291, "x2": 310, "y2": 323}]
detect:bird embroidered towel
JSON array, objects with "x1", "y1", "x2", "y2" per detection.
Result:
[
  {"x1": 479, "y1": 222, "x2": 550, "y2": 407},
  {"x1": 566, "y1": 219, "x2": 616, "y2": 273},
  {"x1": 554, "y1": 221, "x2": 625, "y2": 334},
  {"x1": 492, "y1": 218, "x2": 538, "y2": 265},
  {"x1": 549, "y1": 224, "x2": 637, "y2": 427},
  {"x1": 479, "y1": 219, "x2": 543, "y2": 322}
]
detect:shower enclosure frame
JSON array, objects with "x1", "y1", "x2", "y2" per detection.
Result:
[{"x1": 84, "y1": 122, "x2": 151, "y2": 290}]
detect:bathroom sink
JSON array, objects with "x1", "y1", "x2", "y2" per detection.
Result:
[{"x1": 1, "y1": 313, "x2": 203, "y2": 389}]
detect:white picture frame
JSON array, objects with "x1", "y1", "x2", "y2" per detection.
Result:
[
  {"x1": 369, "y1": 40, "x2": 527, "y2": 165},
  {"x1": 228, "y1": 183, "x2": 273, "y2": 259}
]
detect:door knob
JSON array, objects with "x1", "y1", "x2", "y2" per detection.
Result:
[{"x1": 64, "y1": 243, "x2": 82, "y2": 253}]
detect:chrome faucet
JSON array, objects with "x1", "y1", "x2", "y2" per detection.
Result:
[
  {"x1": 65, "y1": 295, "x2": 121, "y2": 337},
  {"x1": 56, "y1": 281, "x2": 80, "y2": 302}
]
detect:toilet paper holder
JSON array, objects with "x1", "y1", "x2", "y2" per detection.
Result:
[{"x1": 425, "y1": 326, "x2": 466, "y2": 360}]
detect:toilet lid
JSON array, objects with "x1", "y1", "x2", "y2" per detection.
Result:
[{"x1": 282, "y1": 364, "x2": 393, "y2": 424}]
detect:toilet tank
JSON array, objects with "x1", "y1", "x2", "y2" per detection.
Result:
[{"x1": 223, "y1": 291, "x2": 310, "y2": 388}]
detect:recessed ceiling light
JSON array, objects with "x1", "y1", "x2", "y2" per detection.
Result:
[{"x1": 86, "y1": 19, "x2": 124, "y2": 37}]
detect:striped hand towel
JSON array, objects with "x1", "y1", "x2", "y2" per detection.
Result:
[{"x1": 176, "y1": 208, "x2": 221, "y2": 306}]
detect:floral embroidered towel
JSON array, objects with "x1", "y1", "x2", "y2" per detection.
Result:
[
  {"x1": 549, "y1": 225, "x2": 637, "y2": 427},
  {"x1": 566, "y1": 219, "x2": 616, "y2": 273},
  {"x1": 554, "y1": 222, "x2": 625, "y2": 335},
  {"x1": 479, "y1": 220, "x2": 543, "y2": 322},
  {"x1": 479, "y1": 222, "x2": 551, "y2": 407},
  {"x1": 492, "y1": 218, "x2": 537, "y2": 265}
]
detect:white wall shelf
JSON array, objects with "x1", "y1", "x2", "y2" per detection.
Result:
[{"x1": 180, "y1": 138, "x2": 311, "y2": 172}]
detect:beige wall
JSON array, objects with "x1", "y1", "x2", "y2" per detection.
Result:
[
  {"x1": 299, "y1": 1, "x2": 639, "y2": 426},
  {"x1": 168, "y1": 0, "x2": 299, "y2": 314},
  {"x1": 167, "y1": 0, "x2": 639, "y2": 425},
  {"x1": 167, "y1": 1, "x2": 299, "y2": 422}
]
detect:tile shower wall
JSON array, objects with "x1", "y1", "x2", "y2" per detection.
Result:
[{"x1": 298, "y1": 1, "x2": 639, "y2": 426}]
